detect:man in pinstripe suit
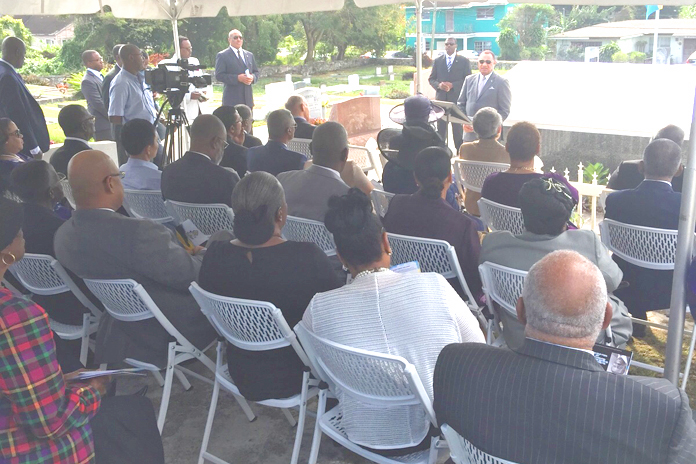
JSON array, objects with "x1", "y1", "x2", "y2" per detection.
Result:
[{"x1": 434, "y1": 250, "x2": 696, "y2": 464}]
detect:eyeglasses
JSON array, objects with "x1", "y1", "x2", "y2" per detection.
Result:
[
  {"x1": 445, "y1": 43, "x2": 456, "y2": 46},
  {"x1": 82, "y1": 116, "x2": 96, "y2": 124},
  {"x1": 103, "y1": 171, "x2": 125, "y2": 182},
  {"x1": 8, "y1": 129, "x2": 22, "y2": 138},
  {"x1": 479, "y1": 60, "x2": 493, "y2": 65},
  {"x1": 216, "y1": 137, "x2": 229, "y2": 149},
  {"x1": 231, "y1": 35, "x2": 243, "y2": 40}
]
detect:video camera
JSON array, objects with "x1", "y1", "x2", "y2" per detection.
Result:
[{"x1": 145, "y1": 58, "x2": 212, "y2": 95}]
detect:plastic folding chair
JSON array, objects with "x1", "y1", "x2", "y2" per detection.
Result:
[
  {"x1": 370, "y1": 189, "x2": 395, "y2": 218},
  {"x1": 165, "y1": 200, "x2": 235, "y2": 236},
  {"x1": 288, "y1": 138, "x2": 313, "y2": 159},
  {"x1": 453, "y1": 160, "x2": 509, "y2": 194},
  {"x1": 9, "y1": 253, "x2": 102, "y2": 366},
  {"x1": 295, "y1": 322, "x2": 443, "y2": 464},
  {"x1": 283, "y1": 216, "x2": 336, "y2": 256},
  {"x1": 348, "y1": 144, "x2": 382, "y2": 180},
  {"x1": 122, "y1": 189, "x2": 173, "y2": 224},
  {"x1": 83, "y1": 278, "x2": 233, "y2": 433},
  {"x1": 60, "y1": 178, "x2": 76, "y2": 209},
  {"x1": 478, "y1": 262, "x2": 527, "y2": 346},
  {"x1": 441, "y1": 424, "x2": 519, "y2": 464},
  {"x1": 600, "y1": 219, "x2": 696, "y2": 387},
  {"x1": 477, "y1": 198, "x2": 525, "y2": 235},
  {"x1": 189, "y1": 283, "x2": 319, "y2": 464}
]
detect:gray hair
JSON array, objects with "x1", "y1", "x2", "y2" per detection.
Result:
[
  {"x1": 231, "y1": 172, "x2": 285, "y2": 245},
  {"x1": 523, "y1": 250, "x2": 607, "y2": 340},
  {"x1": 312, "y1": 122, "x2": 348, "y2": 166},
  {"x1": 267, "y1": 109, "x2": 295, "y2": 140},
  {"x1": 472, "y1": 107, "x2": 502, "y2": 139},
  {"x1": 285, "y1": 95, "x2": 305, "y2": 114},
  {"x1": 643, "y1": 138, "x2": 682, "y2": 179}
]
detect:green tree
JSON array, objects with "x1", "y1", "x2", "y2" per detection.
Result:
[
  {"x1": 499, "y1": 4, "x2": 555, "y2": 50},
  {"x1": 599, "y1": 41, "x2": 620, "y2": 62},
  {"x1": 497, "y1": 28, "x2": 521, "y2": 60},
  {"x1": 0, "y1": 15, "x2": 32, "y2": 44},
  {"x1": 679, "y1": 5, "x2": 696, "y2": 18}
]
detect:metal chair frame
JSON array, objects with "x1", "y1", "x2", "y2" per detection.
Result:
[
  {"x1": 477, "y1": 198, "x2": 525, "y2": 235},
  {"x1": 283, "y1": 215, "x2": 337, "y2": 256},
  {"x1": 122, "y1": 189, "x2": 173, "y2": 224}
]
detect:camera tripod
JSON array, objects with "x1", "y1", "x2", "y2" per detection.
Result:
[{"x1": 156, "y1": 90, "x2": 190, "y2": 165}]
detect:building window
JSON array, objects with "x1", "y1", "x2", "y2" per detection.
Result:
[
  {"x1": 477, "y1": 7, "x2": 495, "y2": 20},
  {"x1": 658, "y1": 36, "x2": 671, "y2": 47},
  {"x1": 422, "y1": 10, "x2": 431, "y2": 21},
  {"x1": 475, "y1": 41, "x2": 493, "y2": 53},
  {"x1": 446, "y1": 10, "x2": 454, "y2": 32},
  {"x1": 570, "y1": 41, "x2": 602, "y2": 48}
]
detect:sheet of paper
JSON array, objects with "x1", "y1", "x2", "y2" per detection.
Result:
[{"x1": 180, "y1": 219, "x2": 209, "y2": 246}]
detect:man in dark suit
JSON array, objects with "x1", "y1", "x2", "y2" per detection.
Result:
[
  {"x1": 212, "y1": 105, "x2": 248, "y2": 177},
  {"x1": 608, "y1": 124, "x2": 685, "y2": 192},
  {"x1": 605, "y1": 138, "x2": 683, "y2": 335},
  {"x1": 0, "y1": 37, "x2": 49, "y2": 159},
  {"x1": 215, "y1": 30, "x2": 259, "y2": 108},
  {"x1": 429, "y1": 38, "x2": 471, "y2": 149},
  {"x1": 80, "y1": 50, "x2": 112, "y2": 141},
  {"x1": 456, "y1": 50, "x2": 511, "y2": 143},
  {"x1": 54, "y1": 150, "x2": 216, "y2": 366},
  {"x1": 161, "y1": 114, "x2": 239, "y2": 207},
  {"x1": 247, "y1": 109, "x2": 307, "y2": 177},
  {"x1": 49, "y1": 105, "x2": 94, "y2": 177},
  {"x1": 434, "y1": 250, "x2": 696, "y2": 464},
  {"x1": 285, "y1": 95, "x2": 316, "y2": 140},
  {"x1": 234, "y1": 104, "x2": 262, "y2": 148}
]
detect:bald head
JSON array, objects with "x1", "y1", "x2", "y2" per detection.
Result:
[
  {"x1": 119, "y1": 44, "x2": 143, "y2": 74},
  {"x1": 519, "y1": 250, "x2": 610, "y2": 348},
  {"x1": 67, "y1": 150, "x2": 123, "y2": 210},
  {"x1": 311, "y1": 122, "x2": 348, "y2": 171},
  {"x1": 285, "y1": 95, "x2": 308, "y2": 119},
  {"x1": 190, "y1": 114, "x2": 227, "y2": 163},
  {"x1": 2, "y1": 37, "x2": 26, "y2": 69}
]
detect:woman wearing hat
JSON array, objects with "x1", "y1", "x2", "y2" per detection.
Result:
[{"x1": 0, "y1": 198, "x2": 165, "y2": 464}]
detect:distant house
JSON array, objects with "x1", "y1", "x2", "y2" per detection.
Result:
[
  {"x1": 17, "y1": 15, "x2": 74, "y2": 46},
  {"x1": 405, "y1": 1, "x2": 516, "y2": 56},
  {"x1": 550, "y1": 19, "x2": 696, "y2": 64}
]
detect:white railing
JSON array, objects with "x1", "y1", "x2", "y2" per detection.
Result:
[{"x1": 549, "y1": 162, "x2": 611, "y2": 231}]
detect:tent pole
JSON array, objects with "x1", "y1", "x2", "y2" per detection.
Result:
[
  {"x1": 172, "y1": 18, "x2": 181, "y2": 59},
  {"x1": 664, "y1": 87, "x2": 696, "y2": 385},
  {"x1": 430, "y1": 1, "x2": 437, "y2": 59},
  {"x1": 416, "y1": 0, "x2": 423, "y2": 93}
]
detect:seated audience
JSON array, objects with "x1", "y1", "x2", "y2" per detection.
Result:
[
  {"x1": 55, "y1": 150, "x2": 216, "y2": 366},
  {"x1": 480, "y1": 121, "x2": 577, "y2": 207},
  {"x1": 605, "y1": 138, "x2": 683, "y2": 336},
  {"x1": 119, "y1": 118, "x2": 161, "y2": 190},
  {"x1": 383, "y1": 147, "x2": 482, "y2": 301},
  {"x1": 49, "y1": 105, "x2": 95, "y2": 177},
  {"x1": 0, "y1": 118, "x2": 27, "y2": 193},
  {"x1": 0, "y1": 198, "x2": 166, "y2": 464},
  {"x1": 434, "y1": 250, "x2": 696, "y2": 464},
  {"x1": 247, "y1": 109, "x2": 307, "y2": 176},
  {"x1": 212, "y1": 105, "x2": 248, "y2": 177},
  {"x1": 278, "y1": 121, "x2": 350, "y2": 222},
  {"x1": 302, "y1": 189, "x2": 484, "y2": 454},
  {"x1": 198, "y1": 172, "x2": 342, "y2": 401},
  {"x1": 285, "y1": 95, "x2": 315, "y2": 139},
  {"x1": 234, "y1": 104, "x2": 262, "y2": 148},
  {"x1": 480, "y1": 177, "x2": 632, "y2": 348},
  {"x1": 161, "y1": 114, "x2": 239, "y2": 207},
  {"x1": 458, "y1": 107, "x2": 509, "y2": 216},
  {"x1": 609, "y1": 124, "x2": 685, "y2": 192}
]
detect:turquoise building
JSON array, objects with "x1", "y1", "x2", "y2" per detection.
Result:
[{"x1": 405, "y1": 1, "x2": 515, "y2": 56}]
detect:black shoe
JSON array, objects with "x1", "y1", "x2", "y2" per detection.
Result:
[{"x1": 632, "y1": 323, "x2": 647, "y2": 339}]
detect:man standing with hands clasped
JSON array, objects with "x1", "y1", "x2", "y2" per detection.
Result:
[
  {"x1": 429, "y1": 38, "x2": 471, "y2": 149},
  {"x1": 215, "y1": 30, "x2": 259, "y2": 109}
]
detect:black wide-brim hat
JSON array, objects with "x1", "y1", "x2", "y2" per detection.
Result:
[{"x1": 389, "y1": 94, "x2": 445, "y2": 125}]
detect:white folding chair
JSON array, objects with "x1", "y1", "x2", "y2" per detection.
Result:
[
  {"x1": 189, "y1": 283, "x2": 319, "y2": 464},
  {"x1": 60, "y1": 178, "x2": 76, "y2": 209},
  {"x1": 294, "y1": 322, "x2": 443, "y2": 464},
  {"x1": 370, "y1": 189, "x2": 395, "y2": 217},
  {"x1": 83, "y1": 278, "x2": 229, "y2": 433},
  {"x1": 453, "y1": 160, "x2": 510, "y2": 194},
  {"x1": 441, "y1": 424, "x2": 519, "y2": 464},
  {"x1": 288, "y1": 138, "x2": 313, "y2": 160},
  {"x1": 165, "y1": 200, "x2": 235, "y2": 236},
  {"x1": 477, "y1": 198, "x2": 525, "y2": 235},
  {"x1": 478, "y1": 262, "x2": 526, "y2": 346},
  {"x1": 122, "y1": 189, "x2": 173, "y2": 224},
  {"x1": 348, "y1": 144, "x2": 382, "y2": 180},
  {"x1": 9, "y1": 253, "x2": 102, "y2": 366},
  {"x1": 283, "y1": 216, "x2": 336, "y2": 256},
  {"x1": 600, "y1": 219, "x2": 696, "y2": 387}
]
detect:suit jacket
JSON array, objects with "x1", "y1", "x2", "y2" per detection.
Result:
[
  {"x1": 247, "y1": 140, "x2": 308, "y2": 177},
  {"x1": 605, "y1": 180, "x2": 682, "y2": 314},
  {"x1": 242, "y1": 131, "x2": 263, "y2": 149},
  {"x1": 161, "y1": 151, "x2": 239, "y2": 207},
  {"x1": 220, "y1": 138, "x2": 248, "y2": 178},
  {"x1": 101, "y1": 65, "x2": 120, "y2": 112},
  {"x1": 608, "y1": 159, "x2": 684, "y2": 193},
  {"x1": 456, "y1": 71, "x2": 511, "y2": 142},
  {"x1": 81, "y1": 70, "x2": 110, "y2": 134},
  {"x1": 54, "y1": 209, "x2": 216, "y2": 365},
  {"x1": 428, "y1": 54, "x2": 471, "y2": 103},
  {"x1": 0, "y1": 60, "x2": 50, "y2": 157},
  {"x1": 215, "y1": 47, "x2": 259, "y2": 107},
  {"x1": 49, "y1": 139, "x2": 91, "y2": 176},
  {"x1": 458, "y1": 138, "x2": 510, "y2": 215},
  {"x1": 480, "y1": 230, "x2": 632, "y2": 348},
  {"x1": 434, "y1": 340, "x2": 696, "y2": 464},
  {"x1": 278, "y1": 164, "x2": 350, "y2": 222},
  {"x1": 294, "y1": 117, "x2": 316, "y2": 140}
]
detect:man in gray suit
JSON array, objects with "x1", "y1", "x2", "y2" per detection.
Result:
[
  {"x1": 55, "y1": 150, "x2": 216, "y2": 366},
  {"x1": 215, "y1": 30, "x2": 259, "y2": 108},
  {"x1": 278, "y1": 121, "x2": 350, "y2": 222},
  {"x1": 434, "y1": 250, "x2": 696, "y2": 464},
  {"x1": 456, "y1": 50, "x2": 511, "y2": 143},
  {"x1": 80, "y1": 50, "x2": 112, "y2": 141}
]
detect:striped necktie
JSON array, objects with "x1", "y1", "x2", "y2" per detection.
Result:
[{"x1": 447, "y1": 56, "x2": 453, "y2": 71}]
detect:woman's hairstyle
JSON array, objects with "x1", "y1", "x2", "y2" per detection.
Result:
[
  {"x1": 231, "y1": 172, "x2": 285, "y2": 246},
  {"x1": 121, "y1": 119, "x2": 157, "y2": 156},
  {"x1": 414, "y1": 146, "x2": 452, "y2": 199},
  {"x1": 519, "y1": 177, "x2": 576, "y2": 236},
  {"x1": 10, "y1": 160, "x2": 53, "y2": 203},
  {"x1": 0, "y1": 197, "x2": 23, "y2": 251},
  {"x1": 325, "y1": 188, "x2": 384, "y2": 267},
  {"x1": 0, "y1": 118, "x2": 13, "y2": 149},
  {"x1": 506, "y1": 121, "x2": 540, "y2": 162}
]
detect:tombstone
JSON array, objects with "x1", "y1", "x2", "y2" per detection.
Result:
[
  {"x1": 303, "y1": 77, "x2": 311, "y2": 85},
  {"x1": 285, "y1": 74, "x2": 292, "y2": 83},
  {"x1": 296, "y1": 87, "x2": 323, "y2": 120},
  {"x1": 389, "y1": 74, "x2": 395, "y2": 81},
  {"x1": 376, "y1": 67, "x2": 382, "y2": 76},
  {"x1": 265, "y1": 81, "x2": 294, "y2": 110},
  {"x1": 348, "y1": 74, "x2": 360, "y2": 88},
  {"x1": 388, "y1": 65, "x2": 394, "y2": 74},
  {"x1": 329, "y1": 96, "x2": 381, "y2": 145},
  {"x1": 293, "y1": 81, "x2": 307, "y2": 90},
  {"x1": 363, "y1": 86, "x2": 380, "y2": 96}
]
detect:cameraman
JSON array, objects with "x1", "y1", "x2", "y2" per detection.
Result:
[{"x1": 160, "y1": 37, "x2": 210, "y2": 123}]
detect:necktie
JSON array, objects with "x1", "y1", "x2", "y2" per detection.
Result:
[
  {"x1": 478, "y1": 74, "x2": 487, "y2": 97},
  {"x1": 237, "y1": 49, "x2": 246, "y2": 66},
  {"x1": 447, "y1": 57, "x2": 452, "y2": 71}
]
